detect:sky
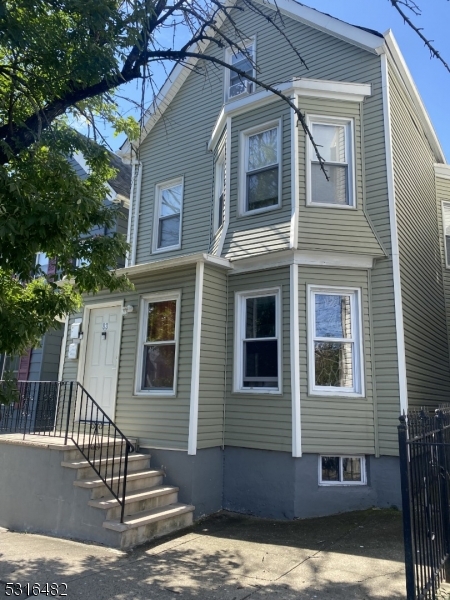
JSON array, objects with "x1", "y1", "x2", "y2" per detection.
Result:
[{"x1": 105, "y1": 0, "x2": 450, "y2": 160}]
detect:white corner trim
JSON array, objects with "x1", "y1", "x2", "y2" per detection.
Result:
[
  {"x1": 217, "y1": 117, "x2": 232, "y2": 257},
  {"x1": 381, "y1": 53, "x2": 408, "y2": 415},
  {"x1": 435, "y1": 164, "x2": 450, "y2": 180},
  {"x1": 290, "y1": 94, "x2": 299, "y2": 249},
  {"x1": 130, "y1": 161, "x2": 143, "y2": 266},
  {"x1": 125, "y1": 160, "x2": 137, "y2": 267},
  {"x1": 188, "y1": 261, "x2": 205, "y2": 455},
  {"x1": 383, "y1": 30, "x2": 445, "y2": 164},
  {"x1": 290, "y1": 264, "x2": 301, "y2": 457},
  {"x1": 57, "y1": 316, "x2": 69, "y2": 382},
  {"x1": 208, "y1": 78, "x2": 372, "y2": 151}
]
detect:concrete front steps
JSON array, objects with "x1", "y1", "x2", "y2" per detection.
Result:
[{"x1": 61, "y1": 446, "x2": 194, "y2": 549}]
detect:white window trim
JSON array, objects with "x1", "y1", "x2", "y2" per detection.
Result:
[
  {"x1": 238, "y1": 119, "x2": 282, "y2": 217},
  {"x1": 214, "y1": 149, "x2": 226, "y2": 234},
  {"x1": 307, "y1": 285, "x2": 365, "y2": 398},
  {"x1": 233, "y1": 287, "x2": 282, "y2": 395},
  {"x1": 134, "y1": 290, "x2": 181, "y2": 397},
  {"x1": 318, "y1": 455, "x2": 367, "y2": 486},
  {"x1": 442, "y1": 200, "x2": 450, "y2": 269},
  {"x1": 152, "y1": 177, "x2": 184, "y2": 254},
  {"x1": 224, "y1": 37, "x2": 256, "y2": 103},
  {"x1": 306, "y1": 115, "x2": 356, "y2": 210}
]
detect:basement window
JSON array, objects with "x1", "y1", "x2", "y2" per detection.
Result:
[{"x1": 319, "y1": 456, "x2": 366, "y2": 485}]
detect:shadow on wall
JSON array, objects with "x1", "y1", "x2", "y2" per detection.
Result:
[{"x1": 0, "y1": 510, "x2": 406, "y2": 599}]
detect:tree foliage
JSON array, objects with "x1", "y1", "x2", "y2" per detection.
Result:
[{"x1": 0, "y1": 0, "x2": 447, "y2": 356}]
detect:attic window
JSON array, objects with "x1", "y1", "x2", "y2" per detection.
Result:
[{"x1": 225, "y1": 41, "x2": 255, "y2": 100}]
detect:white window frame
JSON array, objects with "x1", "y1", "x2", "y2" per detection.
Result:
[
  {"x1": 234, "y1": 287, "x2": 282, "y2": 394},
  {"x1": 239, "y1": 119, "x2": 282, "y2": 217},
  {"x1": 306, "y1": 115, "x2": 356, "y2": 209},
  {"x1": 134, "y1": 290, "x2": 181, "y2": 397},
  {"x1": 224, "y1": 38, "x2": 256, "y2": 102},
  {"x1": 214, "y1": 149, "x2": 226, "y2": 233},
  {"x1": 308, "y1": 285, "x2": 364, "y2": 397},
  {"x1": 318, "y1": 455, "x2": 367, "y2": 486},
  {"x1": 152, "y1": 177, "x2": 184, "y2": 254},
  {"x1": 442, "y1": 200, "x2": 450, "y2": 268}
]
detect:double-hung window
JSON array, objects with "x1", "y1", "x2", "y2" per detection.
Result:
[
  {"x1": 308, "y1": 117, "x2": 354, "y2": 207},
  {"x1": 309, "y1": 287, "x2": 363, "y2": 396},
  {"x1": 36, "y1": 252, "x2": 49, "y2": 275},
  {"x1": 136, "y1": 292, "x2": 180, "y2": 395},
  {"x1": 214, "y1": 149, "x2": 226, "y2": 231},
  {"x1": 319, "y1": 456, "x2": 366, "y2": 486},
  {"x1": 225, "y1": 42, "x2": 255, "y2": 100},
  {"x1": 241, "y1": 121, "x2": 281, "y2": 214},
  {"x1": 154, "y1": 178, "x2": 183, "y2": 252},
  {"x1": 442, "y1": 201, "x2": 450, "y2": 268},
  {"x1": 235, "y1": 289, "x2": 281, "y2": 392}
]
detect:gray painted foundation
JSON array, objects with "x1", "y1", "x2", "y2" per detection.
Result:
[
  {"x1": 0, "y1": 440, "x2": 401, "y2": 545},
  {"x1": 145, "y1": 446, "x2": 223, "y2": 519}
]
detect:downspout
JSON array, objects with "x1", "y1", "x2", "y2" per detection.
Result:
[
  {"x1": 380, "y1": 51, "x2": 408, "y2": 415},
  {"x1": 130, "y1": 161, "x2": 143, "y2": 267}
]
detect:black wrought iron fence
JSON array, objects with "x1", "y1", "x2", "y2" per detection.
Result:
[
  {"x1": 0, "y1": 380, "x2": 134, "y2": 522},
  {"x1": 399, "y1": 407, "x2": 450, "y2": 600}
]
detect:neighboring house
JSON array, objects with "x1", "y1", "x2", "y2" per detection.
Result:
[
  {"x1": 0, "y1": 152, "x2": 131, "y2": 386},
  {"x1": 57, "y1": 0, "x2": 450, "y2": 522}
]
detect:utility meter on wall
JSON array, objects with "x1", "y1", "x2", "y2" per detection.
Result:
[{"x1": 67, "y1": 343, "x2": 79, "y2": 360}]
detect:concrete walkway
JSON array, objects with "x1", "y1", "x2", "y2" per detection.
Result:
[{"x1": 0, "y1": 509, "x2": 412, "y2": 599}]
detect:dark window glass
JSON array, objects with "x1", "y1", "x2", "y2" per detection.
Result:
[
  {"x1": 247, "y1": 167, "x2": 278, "y2": 211},
  {"x1": 342, "y1": 458, "x2": 362, "y2": 482},
  {"x1": 245, "y1": 296, "x2": 276, "y2": 338},
  {"x1": 314, "y1": 342, "x2": 353, "y2": 388},
  {"x1": 322, "y1": 456, "x2": 339, "y2": 481},
  {"x1": 141, "y1": 345, "x2": 176, "y2": 390},
  {"x1": 243, "y1": 340, "x2": 278, "y2": 387},
  {"x1": 147, "y1": 300, "x2": 176, "y2": 342}
]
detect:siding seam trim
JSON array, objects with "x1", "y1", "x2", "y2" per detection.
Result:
[
  {"x1": 381, "y1": 52, "x2": 408, "y2": 414},
  {"x1": 188, "y1": 260, "x2": 205, "y2": 455}
]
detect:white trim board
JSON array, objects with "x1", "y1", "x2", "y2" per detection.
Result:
[
  {"x1": 208, "y1": 78, "x2": 371, "y2": 151},
  {"x1": 380, "y1": 53, "x2": 408, "y2": 415},
  {"x1": 435, "y1": 164, "x2": 450, "y2": 180},
  {"x1": 290, "y1": 264, "x2": 301, "y2": 457},
  {"x1": 188, "y1": 261, "x2": 205, "y2": 455},
  {"x1": 231, "y1": 249, "x2": 375, "y2": 274},
  {"x1": 117, "y1": 252, "x2": 232, "y2": 278}
]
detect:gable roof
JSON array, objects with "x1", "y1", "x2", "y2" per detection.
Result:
[{"x1": 119, "y1": 0, "x2": 445, "y2": 164}]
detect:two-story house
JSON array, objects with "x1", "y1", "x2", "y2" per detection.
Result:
[{"x1": 58, "y1": 0, "x2": 450, "y2": 526}]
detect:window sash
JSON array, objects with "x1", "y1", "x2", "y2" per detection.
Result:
[
  {"x1": 319, "y1": 456, "x2": 365, "y2": 485},
  {"x1": 137, "y1": 294, "x2": 180, "y2": 395},
  {"x1": 227, "y1": 43, "x2": 254, "y2": 99},
  {"x1": 308, "y1": 118, "x2": 353, "y2": 207},
  {"x1": 236, "y1": 290, "x2": 280, "y2": 392},
  {"x1": 309, "y1": 288, "x2": 362, "y2": 395},
  {"x1": 154, "y1": 180, "x2": 183, "y2": 251}
]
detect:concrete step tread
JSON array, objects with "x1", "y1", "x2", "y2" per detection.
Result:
[
  {"x1": 73, "y1": 469, "x2": 164, "y2": 489},
  {"x1": 103, "y1": 503, "x2": 195, "y2": 532},
  {"x1": 61, "y1": 453, "x2": 149, "y2": 469},
  {"x1": 88, "y1": 485, "x2": 179, "y2": 509}
]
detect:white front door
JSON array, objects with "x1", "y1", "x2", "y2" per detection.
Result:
[{"x1": 82, "y1": 305, "x2": 122, "y2": 420}]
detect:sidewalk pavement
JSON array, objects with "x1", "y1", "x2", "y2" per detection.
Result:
[{"x1": 0, "y1": 508, "x2": 413, "y2": 599}]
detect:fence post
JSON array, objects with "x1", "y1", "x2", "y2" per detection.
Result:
[
  {"x1": 398, "y1": 414, "x2": 416, "y2": 600},
  {"x1": 64, "y1": 381, "x2": 73, "y2": 445},
  {"x1": 436, "y1": 410, "x2": 450, "y2": 582}
]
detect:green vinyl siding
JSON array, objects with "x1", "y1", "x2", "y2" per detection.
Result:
[
  {"x1": 298, "y1": 266, "x2": 375, "y2": 455},
  {"x1": 224, "y1": 267, "x2": 292, "y2": 452},
  {"x1": 221, "y1": 101, "x2": 291, "y2": 259},
  {"x1": 197, "y1": 265, "x2": 227, "y2": 448},
  {"x1": 61, "y1": 266, "x2": 197, "y2": 449},
  {"x1": 297, "y1": 97, "x2": 384, "y2": 257},
  {"x1": 389, "y1": 67, "x2": 450, "y2": 410},
  {"x1": 436, "y1": 175, "x2": 450, "y2": 354}
]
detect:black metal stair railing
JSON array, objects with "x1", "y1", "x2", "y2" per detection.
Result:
[{"x1": 0, "y1": 380, "x2": 134, "y2": 523}]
